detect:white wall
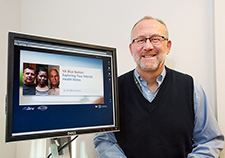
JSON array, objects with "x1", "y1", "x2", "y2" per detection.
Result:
[
  {"x1": 215, "y1": 1, "x2": 225, "y2": 157},
  {"x1": 20, "y1": 0, "x2": 216, "y2": 112},
  {"x1": 1, "y1": 0, "x2": 224, "y2": 157},
  {"x1": 0, "y1": 0, "x2": 21, "y2": 158}
]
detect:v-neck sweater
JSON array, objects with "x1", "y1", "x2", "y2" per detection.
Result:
[{"x1": 115, "y1": 67, "x2": 194, "y2": 158}]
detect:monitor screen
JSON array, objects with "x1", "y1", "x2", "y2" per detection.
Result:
[{"x1": 6, "y1": 32, "x2": 119, "y2": 142}]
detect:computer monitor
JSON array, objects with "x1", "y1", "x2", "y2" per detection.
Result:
[{"x1": 6, "y1": 32, "x2": 119, "y2": 142}]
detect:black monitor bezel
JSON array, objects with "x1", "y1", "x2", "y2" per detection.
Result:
[{"x1": 6, "y1": 32, "x2": 120, "y2": 142}]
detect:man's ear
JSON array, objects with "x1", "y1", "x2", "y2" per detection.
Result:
[
  {"x1": 166, "y1": 40, "x2": 172, "y2": 55},
  {"x1": 129, "y1": 43, "x2": 133, "y2": 56}
]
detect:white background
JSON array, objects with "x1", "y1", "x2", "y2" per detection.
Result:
[{"x1": 1, "y1": 0, "x2": 225, "y2": 157}]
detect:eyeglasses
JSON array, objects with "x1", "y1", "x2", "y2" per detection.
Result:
[{"x1": 132, "y1": 36, "x2": 168, "y2": 45}]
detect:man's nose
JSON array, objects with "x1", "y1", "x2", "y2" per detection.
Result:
[{"x1": 144, "y1": 39, "x2": 154, "y2": 50}]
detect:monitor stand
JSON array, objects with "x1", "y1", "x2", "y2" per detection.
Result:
[{"x1": 50, "y1": 137, "x2": 71, "y2": 158}]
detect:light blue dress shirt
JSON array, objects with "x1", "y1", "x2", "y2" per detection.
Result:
[
  {"x1": 134, "y1": 68, "x2": 165, "y2": 102},
  {"x1": 94, "y1": 67, "x2": 224, "y2": 158}
]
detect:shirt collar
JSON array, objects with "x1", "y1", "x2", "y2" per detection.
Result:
[{"x1": 134, "y1": 67, "x2": 166, "y2": 86}]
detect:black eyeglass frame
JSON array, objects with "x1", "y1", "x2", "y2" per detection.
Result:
[{"x1": 132, "y1": 36, "x2": 168, "y2": 44}]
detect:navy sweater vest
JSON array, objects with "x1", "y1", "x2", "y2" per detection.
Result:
[{"x1": 115, "y1": 67, "x2": 194, "y2": 158}]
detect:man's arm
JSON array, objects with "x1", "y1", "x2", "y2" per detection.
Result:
[
  {"x1": 93, "y1": 132, "x2": 127, "y2": 158},
  {"x1": 188, "y1": 79, "x2": 224, "y2": 157}
]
